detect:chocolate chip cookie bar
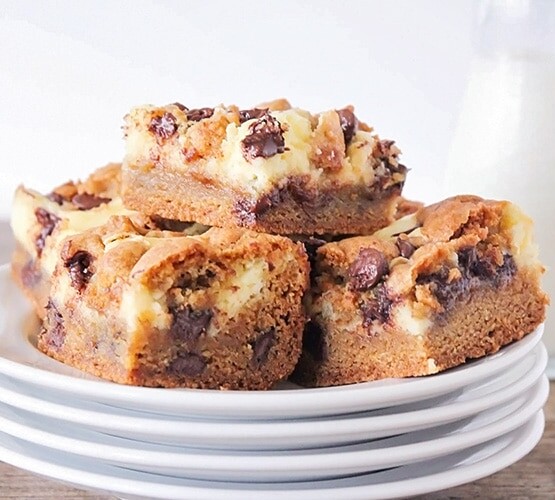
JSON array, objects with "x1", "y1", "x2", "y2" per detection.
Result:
[
  {"x1": 293, "y1": 196, "x2": 548, "y2": 387},
  {"x1": 122, "y1": 100, "x2": 407, "y2": 235},
  {"x1": 11, "y1": 164, "x2": 129, "y2": 317},
  {"x1": 11, "y1": 164, "x2": 206, "y2": 318},
  {"x1": 39, "y1": 218, "x2": 309, "y2": 389}
]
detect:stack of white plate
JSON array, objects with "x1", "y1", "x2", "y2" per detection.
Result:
[{"x1": 0, "y1": 266, "x2": 549, "y2": 499}]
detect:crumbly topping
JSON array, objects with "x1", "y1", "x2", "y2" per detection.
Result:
[
  {"x1": 124, "y1": 101, "x2": 406, "y2": 195},
  {"x1": 312, "y1": 196, "x2": 544, "y2": 322}
]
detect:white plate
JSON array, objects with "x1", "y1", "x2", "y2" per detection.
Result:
[
  {"x1": 0, "y1": 265, "x2": 545, "y2": 419},
  {"x1": 0, "y1": 345, "x2": 547, "y2": 450},
  {"x1": 0, "y1": 412, "x2": 544, "y2": 499},
  {"x1": 0, "y1": 376, "x2": 548, "y2": 482}
]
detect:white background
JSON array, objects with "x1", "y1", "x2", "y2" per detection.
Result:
[{"x1": 0, "y1": 0, "x2": 478, "y2": 216}]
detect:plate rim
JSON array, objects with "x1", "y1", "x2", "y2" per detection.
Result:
[
  {"x1": 0, "y1": 344, "x2": 547, "y2": 449},
  {"x1": 0, "y1": 411, "x2": 545, "y2": 499},
  {"x1": 0, "y1": 376, "x2": 548, "y2": 477},
  {"x1": 0, "y1": 264, "x2": 545, "y2": 418}
]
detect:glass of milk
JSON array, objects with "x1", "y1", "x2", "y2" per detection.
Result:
[{"x1": 444, "y1": 0, "x2": 555, "y2": 375}]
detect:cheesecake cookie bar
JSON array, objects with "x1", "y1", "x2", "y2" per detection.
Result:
[
  {"x1": 39, "y1": 218, "x2": 309, "y2": 389},
  {"x1": 122, "y1": 100, "x2": 407, "y2": 235},
  {"x1": 293, "y1": 196, "x2": 548, "y2": 387},
  {"x1": 11, "y1": 164, "x2": 206, "y2": 317}
]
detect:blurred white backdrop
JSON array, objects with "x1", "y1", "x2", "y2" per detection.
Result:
[{"x1": 0, "y1": 0, "x2": 477, "y2": 216}]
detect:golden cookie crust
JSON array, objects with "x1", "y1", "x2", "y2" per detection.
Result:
[
  {"x1": 293, "y1": 196, "x2": 548, "y2": 387},
  {"x1": 122, "y1": 101, "x2": 407, "y2": 235}
]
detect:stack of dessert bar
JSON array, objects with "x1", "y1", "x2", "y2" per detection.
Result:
[{"x1": 11, "y1": 99, "x2": 548, "y2": 390}]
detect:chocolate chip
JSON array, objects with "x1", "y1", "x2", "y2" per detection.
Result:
[
  {"x1": 250, "y1": 329, "x2": 275, "y2": 369},
  {"x1": 458, "y1": 247, "x2": 497, "y2": 279},
  {"x1": 21, "y1": 260, "x2": 41, "y2": 288},
  {"x1": 241, "y1": 114, "x2": 286, "y2": 160},
  {"x1": 150, "y1": 215, "x2": 194, "y2": 232},
  {"x1": 303, "y1": 321, "x2": 328, "y2": 362},
  {"x1": 195, "y1": 270, "x2": 216, "y2": 289},
  {"x1": 376, "y1": 139, "x2": 396, "y2": 159},
  {"x1": 337, "y1": 108, "x2": 359, "y2": 145},
  {"x1": 170, "y1": 305, "x2": 213, "y2": 342},
  {"x1": 418, "y1": 247, "x2": 517, "y2": 313},
  {"x1": 186, "y1": 107, "x2": 214, "y2": 122},
  {"x1": 286, "y1": 177, "x2": 318, "y2": 205},
  {"x1": 149, "y1": 112, "x2": 178, "y2": 139},
  {"x1": 495, "y1": 254, "x2": 516, "y2": 287},
  {"x1": 64, "y1": 251, "x2": 94, "y2": 292},
  {"x1": 434, "y1": 275, "x2": 468, "y2": 310},
  {"x1": 360, "y1": 284, "x2": 392, "y2": 326},
  {"x1": 35, "y1": 208, "x2": 60, "y2": 257},
  {"x1": 417, "y1": 265, "x2": 465, "y2": 311},
  {"x1": 172, "y1": 102, "x2": 188, "y2": 111},
  {"x1": 234, "y1": 175, "x2": 322, "y2": 225},
  {"x1": 168, "y1": 353, "x2": 206, "y2": 376},
  {"x1": 71, "y1": 193, "x2": 111, "y2": 210},
  {"x1": 396, "y1": 237, "x2": 416, "y2": 259},
  {"x1": 43, "y1": 300, "x2": 65, "y2": 350},
  {"x1": 348, "y1": 248, "x2": 389, "y2": 292},
  {"x1": 233, "y1": 191, "x2": 280, "y2": 226},
  {"x1": 239, "y1": 108, "x2": 269, "y2": 123},
  {"x1": 47, "y1": 192, "x2": 66, "y2": 205},
  {"x1": 259, "y1": 189, "x2": 284, "y2": 215}
]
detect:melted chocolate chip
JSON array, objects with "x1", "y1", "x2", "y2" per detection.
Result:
[
  {"x1": 35, "y1": 208, "x2": 60, "y2": 257},
  {"x1": 303, "y1": 321, "x2": 327, "y2": 362},
  {"x1": 348, "y1": 248, "x2": 389, "y2": 292},
  {"x1": 239, "y1": 108, "x2": 269, "y2": 123},
  {"x1": 337, "y1": 108, "x2": 359, "y2": 145},
  {"x1": 172, "y1": 102, "x2": 188, "y2": 111},
  {"x1": 64, "y1": 251, "x2": 94, "y2": 292},
  {"x1": 419, "y1": 267, "x2": 469, "y2": 311},
  {"x1": 495, "y1": 255, "x2": 517, "y2": 287},
  {"x1": 396, "y1": 237, "x2": 416, "y2": 259},
  {"x1": 233, "y1": 178, "x2": 320, "y2": 226},
  {"x1": 43, "y1": 300, "x2": 65, "y2": 350},
  {"x1": 286, "y1": 177, "x2": 318, "y2": 205},
  {"x1": 376, "y1": 139, "x2": 396, "y2": 159},
  {"x1": 170, "y1": 305, "x2": 213, "y2": 342},
  {"x1": 149, "y1": 112, "x2": 178, "y2": 139},
  {"x1": 233, "y1": 190, "x2": 282, "y2": 226},
  {"x1": 47, "y1": 191, "x2": 66, "y2": 205},
  {"x1": 241, "y1": 114, "x2": 286, "y2": 160},
  {"x1": 168, "y1": 353, "x2": 206, "y2": 376},
  {"x1": 250, "y1": 329, "x2": 275, "y2": 369},
  {"x1": 360, "y1": 284, "x2": 392, "y2": 326},
  {"x1": 418, "y1": 250, "x2": 516, "y2": 312},
  {"x1": 71, "y1": 193, "x2": 111, "y2": 210},
  {"x1": 458, "y1": 247, "x2": 500, "y2": 280},
  {"x1": 21, "y1": 260, "x2": 41, "y2": 288},
  {"x1": 150, "y1": 215, "x2": 193, "y2": 232},
  {"x1": 186, "y1": 107, "x2": 214, "y2": 122}
]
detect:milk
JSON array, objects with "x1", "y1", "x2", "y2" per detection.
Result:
[{"x1": 445, "y1": 52, "x2": 555, "y2": 364}]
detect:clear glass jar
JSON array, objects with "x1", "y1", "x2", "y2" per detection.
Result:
[{"x1": 444, "y1": 0, "x2": 555, "y2": 371}]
